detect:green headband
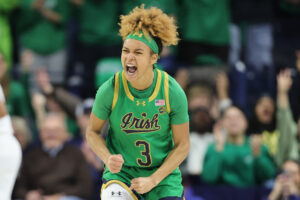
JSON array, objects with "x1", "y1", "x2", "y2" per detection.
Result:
[{"x1": 125, "y1": 31, "x2": 159, "y2": 54}]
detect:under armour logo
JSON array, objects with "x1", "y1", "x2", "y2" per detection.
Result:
[
  {"x1": 136, "y1": 100, "x2": 146, "y2": 106},
  {"x1": 133, "y1": 32, "x2": 143, "y2": 37},
  {"x1": 111, "y1": 191, "x2": 122, "y2": 197}
]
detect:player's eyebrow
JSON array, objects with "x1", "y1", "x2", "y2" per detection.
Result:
[{"x1": 122, "y1": 47, "x2": 144, "y2": 51}]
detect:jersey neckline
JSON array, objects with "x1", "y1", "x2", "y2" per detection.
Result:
[{"x1": 121, "y1": 68, "x2": 162, "y2": 102}]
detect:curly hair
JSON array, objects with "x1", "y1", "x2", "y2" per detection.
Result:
[{"x1": 119, "y1": 5, "x2": 179, "y2": 47}]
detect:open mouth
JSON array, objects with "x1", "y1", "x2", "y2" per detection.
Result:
[{"x1": 126, "y1": 64, "x2": 137, "y2": 76}]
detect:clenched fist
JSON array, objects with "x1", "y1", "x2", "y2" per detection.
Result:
[
  {"x1": 107, "y1": 154, "x2": 124, "y2": 173},
  {"x1": 130, "y1": 177, "x2": 157, "y2": 194}
]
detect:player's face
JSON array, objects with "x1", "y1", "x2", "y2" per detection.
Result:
[{"x1": 121, "y1": 39, "x2": 157, "y2": 83}]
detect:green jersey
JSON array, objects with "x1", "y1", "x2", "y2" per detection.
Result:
[
  {"x1": 92, "y1": 67, "x2": 188, "y2": 199},
  {"x1": 93, "y1": 67, "x2": 188, "y2": 167}
]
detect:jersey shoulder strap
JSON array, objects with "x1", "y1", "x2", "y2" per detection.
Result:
[
  {"x1": 111, "y1": 70, "x2": 171, "y2": 113},
  {"x1": 163, "y1": 71, "x2": 171, "y2": 114},
  {"x1": 111, "y1": 72, "x2": 120, "y2": 111}
]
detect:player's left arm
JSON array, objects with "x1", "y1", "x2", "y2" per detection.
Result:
[{"x1": 130, "y1": 122, "x2": 190, "y2": 194}]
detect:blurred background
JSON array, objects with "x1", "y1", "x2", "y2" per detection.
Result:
[{"x1": 1, "y1": 0, "x2": 300, "y2": 199}]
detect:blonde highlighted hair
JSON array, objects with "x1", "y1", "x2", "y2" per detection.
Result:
[{"x1": 119, "y1": 5, "x2": 179, "y2": 47}]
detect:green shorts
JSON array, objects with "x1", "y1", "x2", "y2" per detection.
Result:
[{"x1": 101, "y1": 165, "x2": 184, "y2": 199}]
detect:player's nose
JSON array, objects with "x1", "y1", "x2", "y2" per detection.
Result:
[{"x1": 126, "y1": 53, "x2": 136, "y2": 61}]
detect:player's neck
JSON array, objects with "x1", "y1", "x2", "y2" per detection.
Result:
[{"x1": 130, "y1": 69, "x2": 154, "y2": 90}]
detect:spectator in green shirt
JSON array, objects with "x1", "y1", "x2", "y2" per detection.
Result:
[
  {"x1": 70, "y1": 0, "x2": 121, "y2": 98},
  {"x1": 177, "y1": 0, "x2": 230, "y2": 66},
  {"x1": 202, "y1": 105, "x2": 276, "y2": 187},
  {"x1": 17, "y1": 0, "x2": 70, "y2": 94}
]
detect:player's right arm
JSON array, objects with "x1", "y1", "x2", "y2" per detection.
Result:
[
  {"x1": 86, "y1": 114, "x2": 124, "y2": 173},
  {"x1": 86, "y1": 76, "x2": 124, "y2": 173}
]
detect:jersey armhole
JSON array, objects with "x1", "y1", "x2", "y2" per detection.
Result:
[
  {"x1": 111, "y1": 72, "x2": 120, "y2": 111},
  {"x1": 164, "y1": 72, "x2": 171, "y2": 114}
]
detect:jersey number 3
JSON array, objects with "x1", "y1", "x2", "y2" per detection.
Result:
[{"x1": 135, "y1": 140, "x2": 152, "y2": 167}]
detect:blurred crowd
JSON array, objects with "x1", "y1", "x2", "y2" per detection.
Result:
[{"x1": 1, "y1": 0, "x2": 300, "y2": 199}]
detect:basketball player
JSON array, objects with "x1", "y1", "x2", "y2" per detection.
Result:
[{"x1": 86, "y1": 5, "x2": 190, "y2": 199}]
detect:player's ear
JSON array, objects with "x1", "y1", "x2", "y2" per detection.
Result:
[{"x1": 150, "y1": 53, "x2": 158, "y2": 65}]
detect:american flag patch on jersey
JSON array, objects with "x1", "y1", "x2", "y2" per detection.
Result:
[{"x1": 155, "y1": 99, "x2": 165, "y2": 106}]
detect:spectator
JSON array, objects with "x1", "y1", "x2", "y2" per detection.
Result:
[
  {"x1": 175, "y1": 0, "x2": 230, "y2": 97},
  {"x1": 178, "y1": 0, "x2": 230, "y2": 66},
  {"x1": 75, "y1": 99, "x2": 104, "y2": 200},
  {"x1": 185, "y1": 82, "x2": 215, "y2": 176},
  {"x1": 185, "y1": 107, "x2": 215, "y2": 176},
  {"x1": 268, "y1": 160, "x2": 300, "y2": 200},
  {"x1": 274, "y1": 69, "x2": 299, "y2": 166},
  {"x1": 248, "y1": 95, "x2": 277, "y2": 155},
  {"x1": 202, "y1": 105, "x2": 276, "y2": 187},
  {"x1": 37, "y1": 69, "x2": 106, "y2": 200},
  {"x1": 216, "y1": 69, "x2": 299, "y2": 167},
  {"x1": 187, "y1": 82, "x2": 214, "y2": 110},
  {"x1": 70, "y1": 0, "x2": 121, "y2": 98},
  {"x1": 13, "y1": 113, "x2": 92, "y2": 200},
  {"x1": 216, "y1": 71, "x2": 232, "y2": 113},
  {"x1": 290, "y1": 50, "x2": 300, "y2": 121},
  {"x1": 17, "y1": 0, "x2": 70, "y2": 94},
  {"x1": 229, "y1": 0, "x2": 276, "y2": 106},
  {"x1": 36, "y1": 67, "x2": 81, "y2": 119},
  {"x1": 230, "y1": 0, "x2": 274, "y2": 71},
  {"x1": 33, "y1": 68, "x2": 80, "y2": 137},
  {"x1": 36, "y1": 64, "x2": 109, "y2": 138}
]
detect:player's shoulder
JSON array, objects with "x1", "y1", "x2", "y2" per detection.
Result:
[
  {"x1": 95, "y1": 72, "x2": 121, "y2": 93},
  {"x1": 96, "y1": 74, "x2": 115, "y2": 90},
  {"x1": 163, "y1": 71, "x2": 185, "y2": 95}
]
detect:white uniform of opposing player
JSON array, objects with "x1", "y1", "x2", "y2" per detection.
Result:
[{"x1": 0, "y1": 85, "x2": 22, "y2": 200}]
